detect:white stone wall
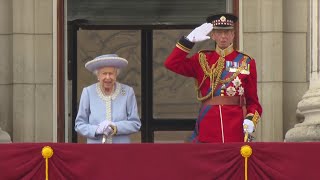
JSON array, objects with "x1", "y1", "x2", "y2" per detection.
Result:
[
  {"x1": 12, "y1": 0, "x2": 53, "y2": 142},
  {"x1": 285, "y1": 0, "x2": 320, "y2": 142},
  {"x1": 243, "y1": 0, "x2": 309, "y2": 141},
  {"x1": 243, "y1": 0, "x2": 283, "y2": 141},
  {"x1": 0, "y1": 0, "x2": 13, "y2": 138},
  {"x1": 283, "y1": 0, "x2": 309, "y2": 136}
]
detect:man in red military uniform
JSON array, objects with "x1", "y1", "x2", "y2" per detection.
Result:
[{"x1": 164, "y1": 13, "x2": 262, "y2": 143}]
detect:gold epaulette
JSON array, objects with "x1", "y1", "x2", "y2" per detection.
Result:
[
  {"x1": 198, "y1": 49, "x2": 214, "y2": 54},
  {"x1": 236, "y1": 50, "x2": 254, "y2": 60}
]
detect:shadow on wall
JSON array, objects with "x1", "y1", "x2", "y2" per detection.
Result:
[{"x1": 0, "y1": 127, "x2": 11, "y2": 143}]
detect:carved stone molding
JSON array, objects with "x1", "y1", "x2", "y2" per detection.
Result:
[
  {"x1": 0, "y1": 127, "x2": 11, "y2": 143},
  {"x1": 285, "y1": 88, "x2": 320, "y2": 142},
  {"x1": 297, "y1": 88, "x2": 320, "y2": 115}
]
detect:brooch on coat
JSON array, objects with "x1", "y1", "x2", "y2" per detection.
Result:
[{"x1": 121, "y1": 88, "x2": 126, "y2": 96}]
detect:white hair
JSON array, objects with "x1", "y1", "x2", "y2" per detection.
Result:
[{"x1": 94, "y1": 67, "x2": 120, "y2": 77}]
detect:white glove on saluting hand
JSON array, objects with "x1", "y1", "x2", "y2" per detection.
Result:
[
  {"x1": 96, "y1": 120, "x2": 110, "y2": 135},
  {"x1": 186, "y1": 23, "x2": 213, "y2": 43},
  {"x1": 243, "y1": 119, "x2": 255, "y2": 134}
]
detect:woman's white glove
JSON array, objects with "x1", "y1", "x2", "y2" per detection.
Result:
[
  {"x1": 186, "y1": 23, "x2": 213, "y2": 43},
  {"x1": 96, "y1": 120, "x2": 110, "y2": 135},
  {"x1": 103, "y1": 122, "x2": 116, "y2": 137},
  {"x1": 103, "y1": 126, "x2": 113, "y2": 137},
  {"x1": 243, "y1": 119, "x2": 255, "y2": 134}
]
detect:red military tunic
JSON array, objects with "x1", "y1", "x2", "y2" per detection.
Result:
[{"x1": 164, "y1": 37, "x2": 262, "y2": 143}]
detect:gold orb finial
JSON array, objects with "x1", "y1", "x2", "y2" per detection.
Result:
[
  {"x1": 42, "y1": 146, "x2": 54, "y2": 159},
  {"x1": 240, "y1": 145, "x2": 252, "y2": 158}
]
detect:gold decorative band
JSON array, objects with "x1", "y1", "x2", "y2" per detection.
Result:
[
  {"x1": 252, "y1": 111, "x2": 260, "y2": 126},
  {"x1": 176, "y1": 43, "x2": 191, "y2": 53},
  {"x1": 245, "y1": 111, "x2": 260, "y2": 127}
]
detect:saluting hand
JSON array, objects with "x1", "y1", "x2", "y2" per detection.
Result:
[{"x1": 186, "y1": 23, "x2": 213, "y2": 43}]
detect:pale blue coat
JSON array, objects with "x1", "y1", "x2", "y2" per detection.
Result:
[{"x1": 75, "y1": 82, "x2": 141, "y2": 143}]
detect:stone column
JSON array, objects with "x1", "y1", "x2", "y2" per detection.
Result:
[
  {"x1": 243, "y1": 0, "x2": 284, "y2": 141},
  {"x1": 0, "y1": 0, "x2": 13, "y2": 139},
  {"x1": 12, "y1": 0, "x2": 54, "y2": 142},
  {"x1": 285, "y1": 0, "x2": 320, "y2": 142}
]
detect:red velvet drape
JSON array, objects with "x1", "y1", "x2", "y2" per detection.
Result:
[{"x1": 0, "y1": 143, "x2": 319, "y2": 180}]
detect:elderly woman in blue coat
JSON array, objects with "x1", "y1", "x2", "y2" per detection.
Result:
[{"x1": 75, "y1": 54, "x2": 141, "y2": 143}]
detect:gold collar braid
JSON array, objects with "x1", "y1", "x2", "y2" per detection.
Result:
[{"x1": 216, "y1": 44, "x2": 234, "y2": 57}]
